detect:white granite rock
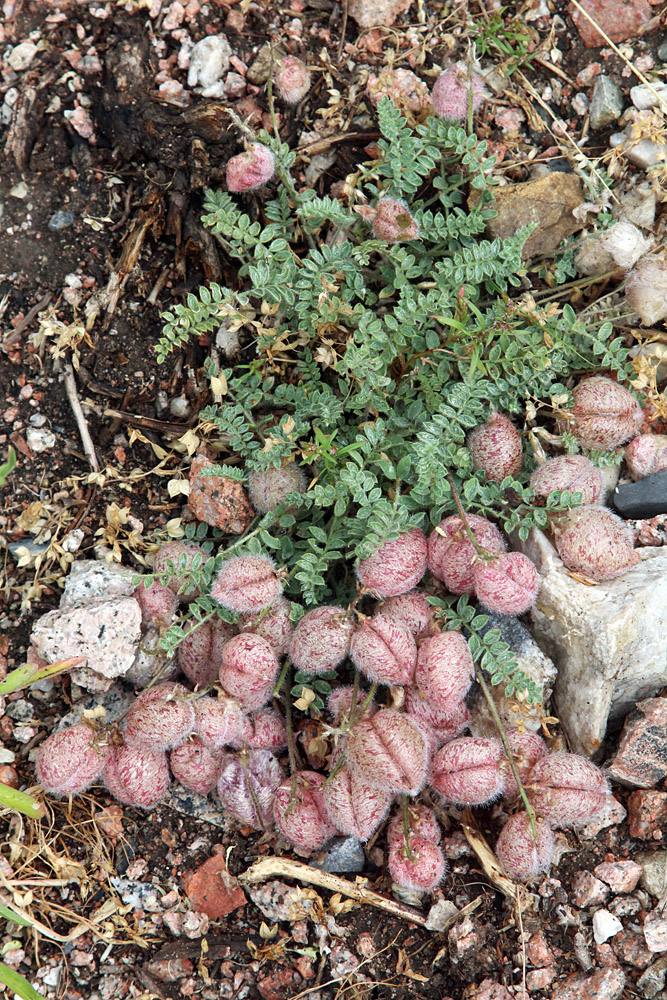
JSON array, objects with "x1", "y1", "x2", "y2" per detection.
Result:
[
  {"x1": 593, "y1": 909, "x2": 623, "y2": 944},
  {"x1": 517, "y1": 529, "x2": 667, "y2": 757},
  {"x1": 186, "y1": 35, "x2": 231, "y2": 96},
  {"x1": 60, "y1": 559, "x2": 135, "y2": 609},
  {"x1": 30, "y1": 597, "x2": 142, "y2": 692},
  {"x1": 644, "y1": 912, "x2": 667, "y2": 953}
]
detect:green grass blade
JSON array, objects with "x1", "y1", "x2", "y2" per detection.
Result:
[{"x1": 0, "y1": 962, "x2": 44, "y2": 1000}]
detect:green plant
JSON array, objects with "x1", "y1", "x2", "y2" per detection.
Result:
[
  {"x1": 0, "y1": 446, "x2": 17, "y2": 487},
  {"x1": 470, "y1": 7, "x2": 536, "y2": 76},
  {"x1": 0, "y1": 906, "x2": 44, "y2": 1000},
  {"x1": 154, "y1": 99, "x2": 635, "y2": 701}
]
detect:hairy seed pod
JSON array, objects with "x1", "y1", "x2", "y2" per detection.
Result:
[
  {"x1": 135, "y1": 581, "x2": 179, "y2": 626},
  {"x1": 564, "y1": 376, "x2": 644, "y2": 450},
  {"x1": 345, "y1": 710, "x2": 429, "y2": 796},
  {"x1": 554, "y1": 505, "x2": 640, "y2": 581},
  {"x1": 194, "y1": 696, "x2": 244, "y2": 750},
  {"x1": 625, "y1": 254, "x2": 667, "y2": 326},
  {"x1": 404, "y1": 687, "x2": 470, "y2": 746},
  {"x1": 289, "y1": 605, "x2": 356, "y2": 675},
  {"x1": 428, "y1": 514, "x2": 506, "y2": 595},
  {"x1": 526, "y1": 751, "x2": 611, "y2": 828},
  {"x1": 238, "y1": 595, "x2": 294, "y2": 658},
  {"x1": 103, "y1": 743, "x2": 170, "y2": 809},
  {"x1": 211, "y1": 555, "x2": 282, "y2": 613},
  {"x1": 499, "y1": 730, "x2": 548, "y2": 799},
  {"x1": 273, "y1": 771, "x2": 338, "y2": 851},
  {"x1": 248, "y1": 463, "x2": 307, "y2": 514},
  {"x1": 153, "y1": 540, "x2": 205, "y2": 600},
  {"x1": 530, "y1": 454, "x2": 603, "y2": 505},
  {"x1": 431, "y1": 61, "x2": 486, "y2": 121},
  {"x1": 178, "y1": 620, "x2": 237, "y2": 688},
  {"x1": 36, "y1": 724, "x2": 111, "y2": 796},
  {"x1": 388, "y1": 835, "x2": 447, "y2": 891},
  {"x1": 217, "y1": 750, "x2": 283, "y2": 830},
  {"x1": 229, "y1": 708, "x2": 287, "y2": 751},
  {"x1": 327, "y1": 685, "x2": 376, "y2": 724},
  {"x1": 219, "y1": 633, "x2": 279, "y2": 711},
  {"x1": 415, "y1": 632, "x2": 474, "y2": 713},
  {"x1": 350, "y1": 612, "x2": 417, "y2": 686},
  {"x1": 380, "y1": 590, "x2": 435, "y2": 640},
  {"x1": 366, "y1": 67, "x2": 431, "y2": 114},
  {"x1": 356, "y1": 527, "x2": 428, "y2": 598},
  {"x1": 387, "y1": 804, "x2": 441, "y2": 847},
  {"x1": 226, "y1": 143, "x2": 275, "y2": 193},
  {"x1": 625, "y1": 434, "x2": 667, "y2": 480},
  {"x1": 274, "y1": 55, "x2": 311, "y2": 104},
  {"x1": 431, "y1": 736, "x2": 504, "y2": 806},
  {"x1": 473, "y1": 552, "x2": 540, "y2": 615},
  {"x1": 170, "y1": 738, "x2": 223, "y2": 796},
  {"x1": 372, "y1": 198, "x2": 420, "y2": 243},
  {"x1": 495, "y1": 812, "x2": 555, "y2": 881},
  {"x1": 124, "y1": 684, "x2": 195, "y2": 751},
  {"x1": 321, "y1": 764, "x2": 393, "y2": 841},
  {"x1": 469, "y1": 412, "x2": 523, "y2": 482}
]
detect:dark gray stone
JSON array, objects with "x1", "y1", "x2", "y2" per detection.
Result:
[
  {"x1": 48, "y1": 210, "x2": 74, "y2": 231},
  {"x1": 613, "y1": 470, "x2": 667, "y2": 518},
  {"x1": 313, "y1": 836, "x2": 365, "y2": 873},
  {"x1": 589, "y1": 76, "x2": 623, "y2": 130}
]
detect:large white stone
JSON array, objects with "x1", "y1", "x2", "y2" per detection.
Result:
[
  {"x1": 60, "y1": 559, "x2": 135, "y2": 609},
  {"x1": 31, "y1": 597, "x2": 141, "y2": 692},
  {"x1": 517, "y1": 529, "x2": 667, "y2": 757}
]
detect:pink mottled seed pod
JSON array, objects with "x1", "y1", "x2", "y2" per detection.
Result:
[
  {"x1": 625, "y1": 255, "x2": 667, "y2": 326},
  {"x1": 473, "y1": 551, "x2": 540, "y2": 615},
  {"x1": 380, "y1": 590, "x2": 435, "y2": 640},
  {"x1": 387, "y1": 804, "x2": 441, "y2": 847},
  {"x1": 415, "y1": 632, "x2": 474, "y2": 713},
  {"x1": 388, "y1": 835, "x2": 447, "y2": 892},
  {"x1": 211, "y1": 555, "x2": 282, "y2": 613},
  {"x1": 248, "y1": 463, "x2": 307, "y2": 514},
  {"x1": 356, "y1": 527, "x2": 428, "y2": 599},
  {"x1": 345, "y1": 710, "x2": 429, "y2": 796},
  {"x1": 103, "y1": 743, "x2": 170, "y2": 809},
  {"x1": 226, "y1": 143, "x2": 275, "y2": 193},
  {"x1": 217, "y1": 750, "x2": 283, "y2": 829},
  {"x1": 36, "y1": 724, "x2": 111, "y2": 796},
  {"x1": 431, "y1": 61, "x2": 486, "y2": 121},
  {"x1": 153, "y1": 540, "x2": 205, "y2": 600},
  {"x1": 170, "y1": 738, "x2": 223, "y2": 796},
  {"x1": 273, "y1": 771, "x2": 338, "y2": 851},
  {"x1": 469, "y1": 412, "x2": 523, "y2": 482},
  {"x1": 289, "y1": 606, "x2": 356, "y2": 675},
  {"x1": 229, "y1": 708, "x2": 287, "y2": 751},
  {"x1": 274, "y1": 55, "x2": 311, "y2": 104},
  {"x1": 530, "y1": 454, "x2": 603, "y2": 505},
  {"x1": 405, "y1": 687, "x2": 470, "y2": 746},
  {"x1": 372, "y1": 198, "x2": 420, "y2": 243},
  {"x1": 495, "y1": 812, "x2": 555, "y2": 881},
  {"x1": 554, "y1": 505, "x2": 640, "y2": 581},
  {"x1": 428, "y1": 514, "x2": 506, "y2": 595},
  {"x1": 219, "y1": 633, "x2": 280, "y2": 711},
  {"x1": 526, "y1": 752, "x2": 611, "y2": 828},
  {"x1": 238, "y1": 596, "x2": 294, "y2": 658},
  {"x1": 124, "y1": 684, "x2": 195, "y2": 751},
  {"x1": 500, "y1": 730, "x2": 548, "y2": 799},
  {"x1": 431, "y1": 736, "x2": 504, "y2": 806},
  {"x1": 350, "y1": 613, "x2": 417, "y2": 687},
  {"x1": 327, "y1": 685, "x2": 376, "y2": 723},
  {"x1": 322, "y1": 764, "x2": 393, "y2": 841},
  {"x1": 194, "y1": 696, "x2": 243, "y2": 750},
  {"x1": 625, "y1": 434, "x2": 667, "y2": 480},
  {"x1": 135, "y1": 581, "x2": 179, "y2": 626},
  {"x1": 565, "y1": 376, "x2": 644, "y2": 450},
  {"x1": 178, "y1": 620, "x2": 237, "y2": 688}
]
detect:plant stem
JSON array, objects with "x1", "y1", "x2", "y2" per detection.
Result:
[
  {"x1": 474, "y1": 667, "x2": 538, "y2": 845},
  {"x1": 401, "y1": 795, "x2": 415, "y2": 861},
  {"x1": 445, "y1": 471, "x2": 497, "y2": 563}
]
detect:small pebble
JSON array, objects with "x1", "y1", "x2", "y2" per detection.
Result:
[
  {"x1": 8, "y1": 41, "x2": 38, "y2": 71},
  {"x1": 593, "y1": 909, "x2": 623, "y2": 944},
  {"x1": 313, "y1": 836, "x2": 365, "y2": 873},
  {"x1": 48, "y1": 211, "x2": 75, "y2": 231}
]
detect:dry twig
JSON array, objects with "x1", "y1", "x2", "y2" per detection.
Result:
[{"x1": 63, "y1": 360, "x2": 100, "y2": 472}]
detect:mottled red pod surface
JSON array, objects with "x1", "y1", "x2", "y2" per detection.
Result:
[
  {"x1": 356, "y1": 527, "x2": 428, "y2": 598},
  {"x1": 345, "y1": 710, "x2": 429, "y2": 795}
]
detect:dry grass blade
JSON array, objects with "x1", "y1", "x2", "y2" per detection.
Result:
[
  {"x1": 460, "y1": 808, "x2": 534, "y2": 908},
  {"x1": 239, "y1": 857, "x2": 431, "y2": 927}
]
